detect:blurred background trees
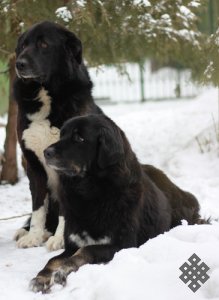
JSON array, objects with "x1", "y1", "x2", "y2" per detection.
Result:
[
  {"x1": 0, "y1": 0, "x2": 218, "y2": 183},
  {"x1": 0, "y1": 0, "x2": 207, "y2": 66}
]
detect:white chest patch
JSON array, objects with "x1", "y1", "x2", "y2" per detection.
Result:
[
  {"x1": 22, "y1": 88, "x2": 60, "y2": 199},
  {"x1": 69, "y1": 231, "x2": 111, "y2": 248}
]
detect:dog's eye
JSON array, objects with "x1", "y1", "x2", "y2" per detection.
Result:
[
  {"x1": 74, "y1": 133, "x2": 84, "y2": 143},
  {"x1": 40, "y1": 41, "x2": 48, "y2": 49}
]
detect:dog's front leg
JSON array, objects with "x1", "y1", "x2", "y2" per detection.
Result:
[
  {"x1": 45, "y1": 198, "x2": 65, "y2": 251},
  {"x1": 15, "y1": 164, "x2": 50, "y2": 248},
  {"x1": 30, "y1": 247, "x2": 78, "y2": 293},
  {"x1": 45, "y1": 214, "x2": 65, "y2": 251},
  {"x1": 31, "y1": 244, "x2": 119, "y2": 293}
]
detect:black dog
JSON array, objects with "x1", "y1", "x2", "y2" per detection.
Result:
[
  {"x1": 30, "y1": 114, "x2": 204, "y2": 293},
  {"x1": 13, "y1": 21, "x2": 102, "y2": 250}
]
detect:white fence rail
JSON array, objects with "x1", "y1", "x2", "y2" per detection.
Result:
[{"x1": 89, "y1": 61, "x2": 202, "y2": 103}]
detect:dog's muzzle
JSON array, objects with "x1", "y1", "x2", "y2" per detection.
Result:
[{"x1": 15, "y1": 58, "x2": 41, "y2": 80}]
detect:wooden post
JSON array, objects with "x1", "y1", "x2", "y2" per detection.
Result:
[
  {"x1": 139, "y1": 61, "x2": 145, "y2": 102},
  {"x1": 208, "y1": 0, "x2": 214, "y2": 34},
  {"x1": 1, "y1": 54, "x2": 18, "y2": 184}
]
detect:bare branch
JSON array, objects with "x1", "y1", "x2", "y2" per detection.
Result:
[
  {"x1": 0, "y1": 47, "x2": 10, "y2": 55},
  {"x1": 0, "y1": 68, "x2": 9, "y2": 74}
]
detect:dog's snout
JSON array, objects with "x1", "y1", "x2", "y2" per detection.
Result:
[
  {"x1": 16, "y1": 59, "x2": 28, "y2": 71},
  {"x1": 44, "y1": 147, "x2": 55, "y2": 160}
]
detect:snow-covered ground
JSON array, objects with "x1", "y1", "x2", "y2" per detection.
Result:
[{"x1": 0, "y1": 88, "x2": 219, "y2": 300}]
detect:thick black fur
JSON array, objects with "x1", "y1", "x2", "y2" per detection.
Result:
[
  {"x1": 30, "y1": 114, "x2": 204, "y2": 293},
  {"x1": 14, "y1": 21, "x2": 102, "y2": 244}
]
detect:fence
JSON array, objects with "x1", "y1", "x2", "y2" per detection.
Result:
[{"x1": 89, "y1": 61, "x2": 202, "y2": 104}]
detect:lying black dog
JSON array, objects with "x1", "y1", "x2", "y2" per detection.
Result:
[
  {"x1": 13, "y1": 21, "x2": 102, "y2": 250},
  {"x1": 30, "y1": 114, "x2": 204, "y2": 293}
]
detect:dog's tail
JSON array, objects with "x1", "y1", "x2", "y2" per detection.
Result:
[
  {"x1": 193, "y1": 209, "x2": 212, "y2": 225},
  {"x1": 195, "y1": 217, "x2": 211, "y2": 224}
]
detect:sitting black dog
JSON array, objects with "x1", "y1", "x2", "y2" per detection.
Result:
[
  {"x1": 30, "y1": 114, "x2": 204, "y2": 293},
  {"x1": 13, "y1": 21, "x2": 102, "y2": 251}
]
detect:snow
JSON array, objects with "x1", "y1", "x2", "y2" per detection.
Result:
[
  {"x1": 179, "y1": 5, "x2": 195, "y2": 20},
  {"x1": 134, "y1": 0, "x2": 151, "y2": 6},
  {"x1": 161, "y1": 13, "x2": 172, "y2": 26},
  {"x1": 55, "y1": 6, "x2": 72, "y2": 22},
  {"x1": 0, "y1": 88, "x2": 219, "y2": 299},
  {"x1": 138, "y1": 0, "x2": 202, "y2": 47},
  {"x1": 189, "y1": 1, "x2": 201, "y2": 8}
]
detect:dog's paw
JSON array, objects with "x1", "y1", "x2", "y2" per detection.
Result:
[
  {"x1": 14, "y1": 228, "x2": 28, "y2": 241},
  {"x1": 45, "y1": 235, "x2": 64, "y2": 251},
  {"x1": 52, "y1": 269, "x2": 67, "y2": 286},
  {"x1": 16, "y1": 230, "x2": 50, "y2": 248},
  {"x1": 29, "y1": 276, "x2": 51, "y2": 294}
]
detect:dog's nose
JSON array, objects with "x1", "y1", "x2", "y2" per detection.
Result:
[
  {"x1": 44, "y1": 147, "x2": 55, "y2": 160},
  {"x1": 16, "y1": 59, "x2": 28, "y2": 71}
]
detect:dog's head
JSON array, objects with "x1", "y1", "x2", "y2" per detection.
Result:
[
  {"x1": 44, "y1": 115, "x2": 125, "y2": 177},
  {"x1": 15, "y1": 21, "x2": 82, "y2": 83}
]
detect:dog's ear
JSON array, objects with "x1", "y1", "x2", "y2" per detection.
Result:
[
  {"x1": 65, "y1": 31, "x2": 82, "y2": 64},
  {"x1": 97, "y1": 126, "x2": 124, "y2": 169}
]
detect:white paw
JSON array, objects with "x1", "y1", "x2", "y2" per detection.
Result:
[
  {"x1": 14, "y1": 228, "x2": 28, "y2": 241},
  {"x1": 29, "y1": 276, "x2": 51, "y2": 293},
  {"x1": 16, "y1": 230, "x2": 51, "y2": 248},
  {"x1": 52, "y1": 269, "x2": 67, "y2": 286},
  {"x1": 46, "y1": 235, "x2": 64, "y2": 251}
]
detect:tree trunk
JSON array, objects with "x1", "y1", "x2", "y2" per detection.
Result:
[{"x1": 1, "y1": 54, "x2": 18, "y2": 184}]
